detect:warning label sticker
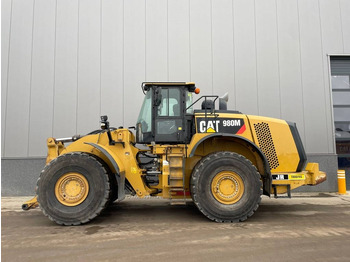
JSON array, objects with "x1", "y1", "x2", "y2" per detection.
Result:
[{"x1": 288, "y1": 174, "x2": 305, "y2": 180}]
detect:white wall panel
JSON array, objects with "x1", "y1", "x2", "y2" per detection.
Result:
[
  {"x1": 276, "y1": 0, "x2": 305, "y2": 143},
  {"x1": 3, "y1": 0, "x2": 348, "y2": 157},
  {"x1": 101, "y1": 0, "x2": 124, "y2": 127},
  {"x1": 77, "y1": 0, "x2": 101, "y2": 134},
  {"x1": 28, "y1": 0, "x2": 56, "y2": 156},
  {"x1": 211, "y1": 0, "x2": 235, "y2": 109},
  {"x1": 233, "y1": 0, "x2": 258, "y2": 115},
  {"x1": 320, "y1": 0, "x2": 344, "y2": 54},
  {"x1": 255, "y1": 0, "x2": 281, "y2": 118},
  {"x1": 145, "y1": 0, "x2": 167, "y2": 81},
  {"x1": 340, "y1": 0, "x2": 350, "y2": 53},
  {"x1": 298, "y1": 0, "x2": 328, "y2": 153},
  {"x1": 190, "y1": 0, "x2": 212, "y2": 94},
  {"x1": 124, "y1": 0, "x2": 146, "y2": 128},
  {"x1": 168, "y1": 0, "x2": 190, "y2": 81},
  {"x1": 53, "y1": 0, "x2": 79, "y2": 138},
  {"x1": 319, "y1": 0, "x2": 344, "y2": 153},
  {"x1": 1, "y1": 0, "x2": 12, "y2": 154},
  {"x1": 4, "y1": 0, "x2": 34, "y2": 157}
]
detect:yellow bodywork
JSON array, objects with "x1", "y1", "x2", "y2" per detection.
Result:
[
  {"x1": 47, "y1": 112, "x2": 324, "y2": 199},
  {"x1": 22, "y1": 196, "x2": 39, "y2": 210},
  {"x1": 187, "y1": 113, "x2": 301, "y2": 173},
  {"x1": 23, "y1": 111, "x2": 326, "y2": 210},
  {"x1": 248, "y1": 115, "x2": 300, "y2": 172},
  {"x1": 59, "y1": 129, "x2": 155, "y2": 198},
  {"x1": 272, "y1": 163, "x2": 327, "y2": 194}
]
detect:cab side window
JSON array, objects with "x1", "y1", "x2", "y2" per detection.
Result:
[
  {"x1": 155, "y1": 88, "x2": 183, "y2": 139},
  {"x1": 158, "y1": 89, "x2": 181, "y2": 117}
]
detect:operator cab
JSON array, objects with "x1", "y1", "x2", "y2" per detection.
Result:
[{"x1": 136, "y1": 82, "x2": 197, "y2": 144}]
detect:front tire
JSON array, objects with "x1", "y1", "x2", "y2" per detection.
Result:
[
  {"x1": 37, "y1": 152, "x2": 110, "y2": 225},
  {"x1": 92, "y1": 155, "x2": 118, "y2": 205},
  {"x1": 190, "y1": 151, "x2": 262, "y2": 222}
]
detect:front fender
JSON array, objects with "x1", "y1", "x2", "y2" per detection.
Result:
[{"x1": 85, "y1": 142, "x2": 126, "y2": 201}]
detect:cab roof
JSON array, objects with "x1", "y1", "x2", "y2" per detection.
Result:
[{"x1": 141, "y1": 82, "x2": 196, "y2": 92}]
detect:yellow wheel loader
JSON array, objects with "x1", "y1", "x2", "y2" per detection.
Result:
[{"x1": 23, "y1": 82, "x2": 326, "y2": 225}]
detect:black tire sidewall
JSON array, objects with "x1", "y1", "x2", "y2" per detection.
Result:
[
  {"x1": 91, "y1": 155, "x2": 118, "y2": 204},
  {"x1": 38, "y1": 153, "x2": 109, "y2": 225},
  {"x1": 192, "y1": 152, "x2": 261, "y2": 222}
]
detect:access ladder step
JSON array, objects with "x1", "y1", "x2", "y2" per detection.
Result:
[
  {"x1": 169, "y1": 188, "x2": 184, "y2": 192},
  {"x1": 272, "y1": 184, "x2": 291, "y2": 198},
  {"x1": 169, "y1": 176, "x2": 183, "y2": 180}
]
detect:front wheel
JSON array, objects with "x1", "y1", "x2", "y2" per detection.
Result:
[
  {"x1": 37, "y1": 152, "x2": 110, "y2": 225},
  {"x1": 190, "y1": 151, "x2": 262, "y2": 222}
]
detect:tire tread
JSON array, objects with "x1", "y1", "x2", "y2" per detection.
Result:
[
  {"x1": 190, "y1": 151, "x2": 262, "y2": 223},
  {"x1": 37, "y1": 152, "x2": 110, "y2": 226}
]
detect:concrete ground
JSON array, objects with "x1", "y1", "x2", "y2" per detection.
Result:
[{"x1": 2, "y1": 193, "x2": 350, "y2": 262}]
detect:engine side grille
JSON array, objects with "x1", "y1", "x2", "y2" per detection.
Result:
[{"x1": 254, "y1": 122, "x2": 279, "y2": 169}]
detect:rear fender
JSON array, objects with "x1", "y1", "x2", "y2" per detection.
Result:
[{"x1": 188, "y1": 133, "x2": 271, "y2": 195}]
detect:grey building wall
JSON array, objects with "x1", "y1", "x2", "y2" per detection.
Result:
[{"x1": 2, "y1": 0, "x2": 350, "y2": 195}]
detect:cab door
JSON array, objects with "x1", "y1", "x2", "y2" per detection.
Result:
[{"x1": 153, "y1": 87, "x2": 186, "y2": 143}]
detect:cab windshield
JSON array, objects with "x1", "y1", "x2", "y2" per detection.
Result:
[
  {"x1": 137, "y1": 90, "x2": 152, "y2": 133},
  {"x1": 186, "y1": 91, "x2": 193, "y2": 114}
]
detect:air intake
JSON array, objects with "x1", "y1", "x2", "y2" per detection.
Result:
[{"x1": 254, "y1": 122, "x2": 279, "y2": 169}]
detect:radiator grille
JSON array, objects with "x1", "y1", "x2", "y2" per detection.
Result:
[{"x1": 254, "y1": 122, "x2": 279, "y2": 169}]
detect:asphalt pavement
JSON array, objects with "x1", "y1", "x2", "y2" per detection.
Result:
[{"x1": 2, "y1": 193, "x2": 350, "y2": 262}]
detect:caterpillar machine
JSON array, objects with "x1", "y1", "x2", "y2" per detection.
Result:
[{"x1": 23, "y1": 82, "x2": 326, "y2": 225}]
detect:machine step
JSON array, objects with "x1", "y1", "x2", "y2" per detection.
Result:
[
  {"x1": 170, "y1": 200, "x2": 187, "y2": 205},
  {"x1": 169, "y1": 176, "x2": 183, "y2": 180},
  {"x1": 272, "y1": 184, "x2": 291, "y2": 198},
  {"x1": 169, "y1": 187, "x2": 184, "y2": 192}
]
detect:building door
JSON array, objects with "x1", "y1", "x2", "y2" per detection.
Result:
[{"x1": 330, "y1": 56, "x2": 350, "y2": 188}]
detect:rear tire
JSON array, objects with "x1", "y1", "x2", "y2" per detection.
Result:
[
  {"x1": 190, "y1": 151, "x2": 262, "y2": 222},
  {"x1": 37, "y1": 152, "x2": 110, "y2": 225}
]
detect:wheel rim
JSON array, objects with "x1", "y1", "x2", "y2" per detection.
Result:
[
  {"x1": 211, "y1": 171, "x2": 244, "y2": 204},
  {"x1": 55, "y1": 173, "x2": 89, "y2": 206}
]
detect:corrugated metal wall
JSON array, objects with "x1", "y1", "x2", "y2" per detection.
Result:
[{"x1": 2, "y1": 0, "x2": 350, "y2": 158}]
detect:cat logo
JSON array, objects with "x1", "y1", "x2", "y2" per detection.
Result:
[
  {"x1": 196, "y1": 118, "x2": 245, "y2": 134},
  {"x1": 199, "y1": 120, "x2": 220, "y2": 133}
]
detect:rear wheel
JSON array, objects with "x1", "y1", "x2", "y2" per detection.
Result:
[
  {"x1": 190, "y1": 151, "x2": 262, "y2": 222},
  {"x1": 37, "y1": 152, "x2": 110, "y2": 225}
]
